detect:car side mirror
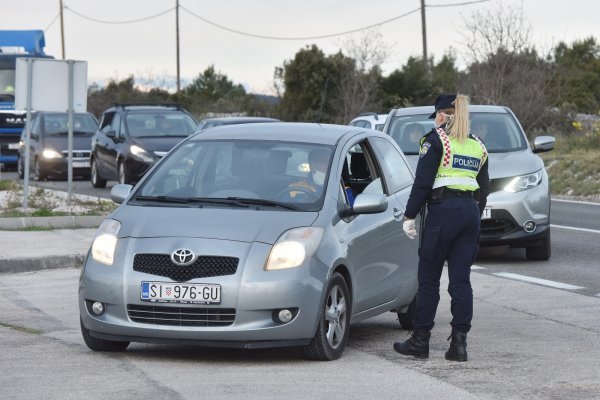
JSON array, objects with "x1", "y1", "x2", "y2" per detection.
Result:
[
  {"x1": 30, "y1": 132, "x2": 38, "y2": 140},
  {"x1": 106, "y1": 130, "x2": 116, "y2": 139},
  {"x1": 111, "y1": 184, "x2": 133, "y2": 204},
  {"x1": 340, "y1": 193, "x2": 388, "y2": 218},
  {"x1": 532, "y1": 136, "x2": 555, "y2": 153}
]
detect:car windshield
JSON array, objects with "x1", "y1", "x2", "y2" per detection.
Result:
[
  {"x1": 387, "y1": 112, "x2": 528, "y2": 154},
  {"x1": 43, "y1": 114, "x2": 97, "y2": 135},
  {"x1": 0, "y1": 69, "x2": 15, "y2": 101},
  {"x1": 126, "y1": 111, "x2": 196, "y2": 137},
  {"x1": 135, "y1": 139, "x2": 334, "y2": 211}
]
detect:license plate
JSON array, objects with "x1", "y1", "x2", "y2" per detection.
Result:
[
  {"x1": 140, "y1": 281, "x2": 221, "y2": 304},
  {"x1": 72, "y1": 161, "x2": 90, "y2": 168},
  {"x1": 8, "y1": 143, "x2": 20, "y2": 150},
  {"x1": 481, "y1": 207, "x2": 491, "y2": 220}
]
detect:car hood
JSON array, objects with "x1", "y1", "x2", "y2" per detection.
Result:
[
  {"x1": 131, "y1": 136, "x2": 188, "y2": 152},
  {"x1": 404, "y1": 150, "x2": 543, "y2": 179},
  {"x1": 43, "y1": 135, "x2": 93, "y2": 151},
  {"x1": 113, "y1": 206, "x2": 319, "y2": 245}
]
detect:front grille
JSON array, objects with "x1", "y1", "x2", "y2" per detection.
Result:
[
  {"x1": 481, "y1": 218, "x2": 517, "y2": 236},
  {"x1": 133, "y1": 254, "x2": 239, "y2": 281},
  {"x1": 61, "y1": 150, "x2": 90, "y2": 159},
  {"x1": 128, "y1": 304, "x2": 235, "y2": 326}
]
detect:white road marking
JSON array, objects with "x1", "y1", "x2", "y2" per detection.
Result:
[
  {"x1": 551, "y1": 224, "x2": 600, "y2": 234},
  {"x1": 471, "y1": 265, "x2": 485, "y2": 270},
  {"x1": 493, "y1": 272, "x2": 585, "y2": 290},
  {"x1": 552, "y1": 198, "x2": 600, "y2": 206}
]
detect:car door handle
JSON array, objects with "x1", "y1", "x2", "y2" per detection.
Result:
[{"x1": 393, "y1": 208, "x2": 404, "y2": 220}]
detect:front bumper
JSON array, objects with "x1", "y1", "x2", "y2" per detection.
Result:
[
  {"x1": 480, "y1": 182, "x2": 550, "y2": 247},
  {"x1": 79, "y1": 236, "x2": 328, "y2": 347},
  {"x1": 37, "y1": 158, "x2": 90, "y2": 177}
]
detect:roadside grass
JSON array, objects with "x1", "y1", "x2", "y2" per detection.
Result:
[
  {"x1": 0, "y1": 180, "x2": 117, "y2": 218},
  {"x1": 541, "y1": 129, "x2": 600, "y2": 199}
]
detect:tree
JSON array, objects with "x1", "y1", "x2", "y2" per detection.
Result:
[{"x1": 459, "y1": 2, "x2": 550, "y2": 132}]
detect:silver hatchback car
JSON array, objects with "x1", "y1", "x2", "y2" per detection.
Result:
[
  {"x1": 384, "y1": 105, "x2": 556, "y2": 260},
  {"x1": 79, "y1": 122, "x2": 419, "y2": 360}
]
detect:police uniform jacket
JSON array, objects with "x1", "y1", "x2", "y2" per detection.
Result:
[{"x1": 404, "y1": 125, "x2": 490, "y2": 219}]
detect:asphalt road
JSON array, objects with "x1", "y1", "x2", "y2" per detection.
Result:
[{"x1": 3, "y1": 171, "x2": 599, "y2": 297}]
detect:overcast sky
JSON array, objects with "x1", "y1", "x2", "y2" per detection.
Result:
[{"x1": 1, "y1": 0, "x2": 598, "y2": 94}]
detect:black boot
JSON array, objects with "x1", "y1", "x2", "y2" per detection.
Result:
[
  {"x1": 445, "y1": 330, "x2": 468, "y2": 362},
  {"x1": 393, "y1": 329, "x2": 430, "y2": 359}
]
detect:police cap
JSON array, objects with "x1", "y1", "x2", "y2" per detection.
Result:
[{"x1": 428, "y1": 94, "x2": 457, "y2": 119}]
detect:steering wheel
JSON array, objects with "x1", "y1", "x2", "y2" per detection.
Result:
[{"x1": 276, "y1": 186, "x2": 319, "y2": 202}]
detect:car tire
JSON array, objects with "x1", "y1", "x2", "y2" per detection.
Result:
[
  {"x1": 303, "y1": 272, "x2": 351, "y2": 361},
  {"x1": 80, "y1": 319, "x2": 129, "y2": 352},
  {"x1": 526, "y1": 229, "x2": 551, "y2": 261},
  {"x1": 397, "y1": 295, "x2": 416, "y2": 330},
  {"x1": 90, "y1": 158, "x2": 107, "y2": 188},
  {"x1": 17, "y1": 157, "x2": 24, "y2": 179},
  {"x1": 118, "y1": 162, "x2": 130, "y2": 185},
  {"x1": 33, "y1": 157, "x2": 46, "y2": 181}
]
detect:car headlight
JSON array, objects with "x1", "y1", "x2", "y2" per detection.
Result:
[
  {"x1": 265, "y1": 227, "x2": 324, "y2": 270},
  {"x1": 91, "y1": 219, "x2": 121, "y2": 265},
  {"x1": 504, "y1": 170, "x2": 543, "y2": 193},
  {"x1": 42, "y1": 148, "x2": 62, "y2": 159},
  {"x1": 130, "y1": 145, "x2": 154, "y2": 162}
]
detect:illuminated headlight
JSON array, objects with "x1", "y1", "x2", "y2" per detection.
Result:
[
  {"x1": 130, "y1": 145, "x2": 154, "y2": 162},
  {"x1": 265, "y1": 227, "x2": 324, "y2": 270},
  {"x1": 504, "y1": 170, "x2": 543, "y2": 193},
  {"x1": 42, "y1": 148, "x2": 62, "y2": 159},
  {"x1": 91, "y1": 219, "x2": 121, "y2": 265}
]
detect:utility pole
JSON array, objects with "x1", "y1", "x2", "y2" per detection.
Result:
[
  {"x1": 59, "y1": 0, "x2": 65, "y2": 59},
  {"x1": 420, "y1": 0, "x2": 428, "y2": 73},
  {"x1": 176, "y1": 0, "x2": 180, "y2": 92}
]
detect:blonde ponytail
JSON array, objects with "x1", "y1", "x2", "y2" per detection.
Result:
[{"x1": 446, "y1": 94, "x2": 470, "y2": 142}]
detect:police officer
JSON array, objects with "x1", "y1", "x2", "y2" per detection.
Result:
[{"x1": 393, "y1": 94, "x2": 490, "y2": 362}]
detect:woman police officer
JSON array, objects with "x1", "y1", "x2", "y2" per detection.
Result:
[{"x1": 393, "y1": 94, "x2": 490, "y2": 362}]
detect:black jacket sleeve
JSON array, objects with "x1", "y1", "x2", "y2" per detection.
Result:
[
  {"x1": 476, "y1": 156, "x2": 490, "y2": 215},
  {"x1": 404, "y1": 131, "x2": 442, "y2": 219}
]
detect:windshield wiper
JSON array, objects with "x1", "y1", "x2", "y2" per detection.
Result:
[
  {"x1": 225, "y1": 197, "x2": 299, "y2": 211},
  {"x1": 135, "y1": 195, "x2": 249, "y2": 208}
]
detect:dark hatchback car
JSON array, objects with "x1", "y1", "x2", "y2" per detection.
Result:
[
  {"x1": 90, "y1": 104, "x2": 197, "y2": 187},
  {"x1": 17, "y1": 112, "x2": 98, "y2": 180},
  {"x1": 196, "y1": 116, "x2": 280, "y2": 131}
]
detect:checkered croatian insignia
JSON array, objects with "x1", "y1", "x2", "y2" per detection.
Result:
[
  {"x1": 419, "y1": 142, "x2": 431, "y2": 158},
  {"x1": 436, "y1": 128, "x2": 452, "y2": 167}
]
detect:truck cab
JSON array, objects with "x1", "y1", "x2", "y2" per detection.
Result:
[{"x1": 0, "y1": 30, "x2": 53, "y2": 168}]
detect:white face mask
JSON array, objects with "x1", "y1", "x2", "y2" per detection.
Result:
[{"x1": 312, "y1": 170, "x2": 326, "y2": 185}]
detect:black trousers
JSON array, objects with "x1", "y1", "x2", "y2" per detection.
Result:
[{"x1": 413, "y1": 195, "x2": 481, "y2": 333}]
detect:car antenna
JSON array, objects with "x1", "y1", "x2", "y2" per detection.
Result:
[{"x1": 317, "y1": 77, "x2": 329, "y2": 124}]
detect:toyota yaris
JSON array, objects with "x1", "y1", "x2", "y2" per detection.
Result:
[{"x1": 79, "y1": 122, "x2": 419, "y2": 360}]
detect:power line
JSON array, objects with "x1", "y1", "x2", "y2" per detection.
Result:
[
  {"x1": 427, "y1": 0, "x2": 492, "y2": 8},
  {"x1": 180, "y1": 5, "x2": 421, "y2": 41},
  {"x1": 64, "y1": 5, "x2": 174, "y2": 24},
  {"x1": 44, "y1": 12, "x2": 61, "y2": 32}
]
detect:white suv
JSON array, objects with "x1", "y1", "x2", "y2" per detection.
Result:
[{"x1": 349, "y1": 112, "x2": 388, "y2": 131}]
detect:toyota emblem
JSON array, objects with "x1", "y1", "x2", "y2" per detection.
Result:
[{"x1": 171, "y1": 249, "x2": 195, "y2": 266}]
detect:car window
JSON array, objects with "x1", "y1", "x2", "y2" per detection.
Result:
[
  {"x1": 369, "y1": 137, "x2": 414, "y2": 193},
  {"x1": 41, "y1": 113, "x2": 97, "y2": 136},
  {"x1": 137, "y1": 140, "x2": 334, "y2": 211},
  {"x1": 339, "y1": 141, "x2": 383, "y2": 206},
  {"x1": 387, "y1": 116, "x2": 433, "y2": 154},
  {"x1": 470, "y1": 113, "x2": 527, "y2": 152},
  {"x1": 100, "y1": 112, "x2": 115, "y2": 134},
  {"x1": 126, "y1": 111, "x2": 197, "y2": 137},
  {"x1": 111, "y1": 113, "x2": 122, "y2": 137}
]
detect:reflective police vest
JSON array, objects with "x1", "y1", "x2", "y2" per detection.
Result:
[{"x1": 432, "y1": 127, "x2": 487, "y2": 191}]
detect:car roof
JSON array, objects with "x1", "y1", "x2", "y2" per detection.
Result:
[
  {"x1": 104, "y1": 104, "x2": 188, "y2": 112},
  {"x1": 199, "y1": 117, "x2": 280, "y2": 123},
  {"x1": 391, "y1": 105, "x2": 509, "y2": 116},
  {"x1": 190, "y1": 122, "x2": 368, "y2": 145}
]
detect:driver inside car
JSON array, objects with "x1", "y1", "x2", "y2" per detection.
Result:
[{"x1": 286, "y1": 148, "x2": 330, "y2": 201}]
